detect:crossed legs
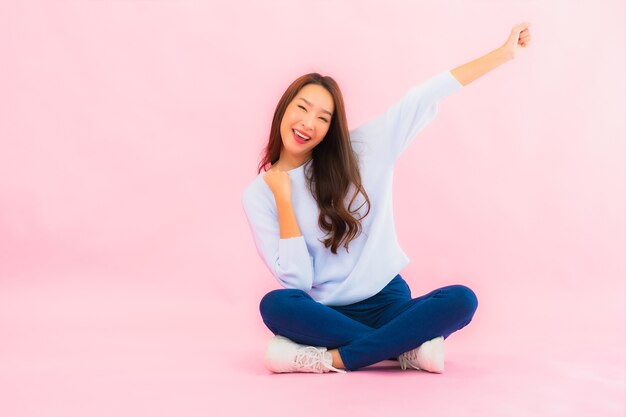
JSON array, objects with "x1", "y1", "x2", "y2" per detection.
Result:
[{"x1": 260, "y1": 276, "x2": 478, "y2": 371}]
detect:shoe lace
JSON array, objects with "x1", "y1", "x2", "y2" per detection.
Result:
[
  {"x1": 398, "y1": 349, "x2": 419, "y2": 371},
  {"x1": 294, "y1": 347, "x2": 346, "y2": 374}
]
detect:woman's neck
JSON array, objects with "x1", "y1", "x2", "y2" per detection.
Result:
[{"x1": 274, "y1": 151, "x2": 312, "y2": 171}]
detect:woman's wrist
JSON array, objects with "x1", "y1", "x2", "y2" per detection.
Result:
[{"x1": 495, "y1": 45, "x2": 515, "y2": 62}]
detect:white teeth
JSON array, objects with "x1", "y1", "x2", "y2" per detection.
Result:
[{"x1": 294, "y1": 130, "x2": 311, "y2": 140}]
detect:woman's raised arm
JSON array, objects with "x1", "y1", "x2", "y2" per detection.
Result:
[{"x1": 450, "y1": 22, "x2": 532, "y2": 86}]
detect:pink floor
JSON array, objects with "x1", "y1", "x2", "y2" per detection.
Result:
[{"x1": 1, "y1": 276, "x2": 624, "y2": 417}]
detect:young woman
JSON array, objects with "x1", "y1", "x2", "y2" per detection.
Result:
[{"x1": 243, "y1": 23, "x2": 532, "y2": 374}]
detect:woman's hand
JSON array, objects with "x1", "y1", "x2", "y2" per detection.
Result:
[
  {"x1": 501, "y1": 22, "x2": 532, "y2": 60},
  {"x1": 263, "y1": 169, "x2": 292, "y2": 202}
]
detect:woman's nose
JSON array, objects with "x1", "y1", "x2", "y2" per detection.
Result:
[{"x1": 301, "y1": 116, "x2": 314, "y2": 130}]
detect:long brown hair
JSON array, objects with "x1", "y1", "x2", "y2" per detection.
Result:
[{"x1": 258, "y1": 73, "x2": 371, "y2": 254}]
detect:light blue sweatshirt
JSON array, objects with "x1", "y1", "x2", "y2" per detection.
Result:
[{"x1": 242, "y1": 70, "x2": 463, "y2": 306}]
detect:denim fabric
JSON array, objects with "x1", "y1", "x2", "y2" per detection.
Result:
[{"x1": 259, "y1": 274, "x2": 478, "y2": 371}]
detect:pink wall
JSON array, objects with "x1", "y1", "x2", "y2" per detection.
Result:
[
  {"x1": 2, "y1": 0, "x2": 623, "y2": 319},
  {"x1": 0, "y1": 1, "x2": 624, "y2": 416}
]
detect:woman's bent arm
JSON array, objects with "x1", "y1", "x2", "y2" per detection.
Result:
[
  {"x1": 263, "y1": 169, "x2": 303, "y2": 239},
  {"x1": 242, "y1": 185, "x2": 314, "y2": 291}
]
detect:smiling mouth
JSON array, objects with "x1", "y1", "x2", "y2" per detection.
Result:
[{"x1": 293, "y1": 129, "x2": 311, "y2": 143}]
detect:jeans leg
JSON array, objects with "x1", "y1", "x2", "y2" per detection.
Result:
[
  {"x1": 259, "y1": 288, "x2": 376, "y2": 349},
  {"x1": 339, "y1": 285, "x2": 478, "y2": 370}
]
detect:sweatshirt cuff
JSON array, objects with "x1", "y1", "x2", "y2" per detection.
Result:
[
  {"x1": 277, "y1": 236, "x2": 313, "y2": 289},
  {"x1": 435, "y1": 70, "x2": 464, "y2": 99},
  {"x1": 278, "y1": 236, "x2": 308, "y2": 256}
]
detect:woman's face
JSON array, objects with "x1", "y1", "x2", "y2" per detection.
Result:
[{"x1": 279, "y1": 83, "x2": 334, "y2": 162}]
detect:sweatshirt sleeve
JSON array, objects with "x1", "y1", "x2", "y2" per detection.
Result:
[
  {"x1": 352, "y1": 70, "x2": 463, "y2": 164},
  {"x1": 242, "y1": 185, "x2": 314, "y2": 291}
]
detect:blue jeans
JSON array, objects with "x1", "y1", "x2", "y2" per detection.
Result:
[{"x1": 259, "y1": 274, "x2": 478, "y2": 371}]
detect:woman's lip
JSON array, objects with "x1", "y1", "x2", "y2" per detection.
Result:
[
  {"x1": 292, "y1": 129, "x2": 310, "y2": 144},
  {"x1": 293, "y1": 128, "x2": 311, "y2": 139}
]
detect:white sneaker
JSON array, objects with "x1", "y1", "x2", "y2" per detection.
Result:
[
  {"x1": 398, "y1": 336, "x2": 445, "y2": 373},
  {"x1": 264, "y1": 335, "x2": 346, "y2": 374}
]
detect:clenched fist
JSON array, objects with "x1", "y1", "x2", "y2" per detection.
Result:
[
  {"x1": 501, "y1": 22, "x2": 532, "y2": 59},
  {"x1": 263, "y1": 168, "x2": 292, "y2": 202}
]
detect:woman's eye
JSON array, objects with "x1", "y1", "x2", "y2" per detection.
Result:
[
  {"x1": 319, "y1": 117, "x2": 329, "y2": 123},
  {"x1": 297, "y1": 105, "x2": 307, "y2": 111}
]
